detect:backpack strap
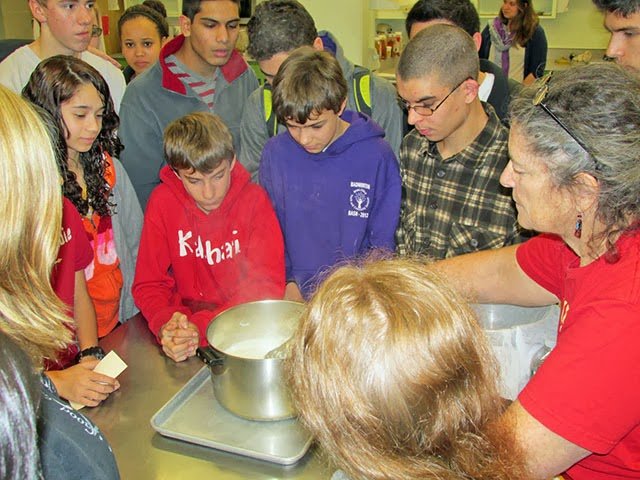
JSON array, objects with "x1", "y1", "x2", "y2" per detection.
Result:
[
  {"x1": 262, "y1": 84, "x2": 279, "y2": 138},
  {"x1": 262, "y1": 66, "x2": 373, "y2": 137},
  {"x1": 352, "y1": 65, "x2": 372, "y2": 118}
]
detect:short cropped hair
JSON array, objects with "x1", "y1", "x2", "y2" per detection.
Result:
[
  {"x1": 247, "y1": 0, "x2": 317, "y2": 61},
  {"x1": 288, "y1": 256, "x2": 525, "y2": 480},
  {"x1": 182, "y1": 0, "x2": 240, "y2": 22},
  {"x1": 163, "y1": 112, "x2": 235, "y2": 173},
  {"x1": 397, "y1": 23, "x2": 479, "y2": 87},
  {"x1": 592, "y1": 0, "x2": 640, "y2": 15},
  {"x1": 405, "y1": 0, "x2": 480, "y2": 37},
  {"x1": 272, "y1": 47, "x2": 347, "y2": 124}
]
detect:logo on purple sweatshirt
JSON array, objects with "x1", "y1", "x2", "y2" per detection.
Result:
[{"x1": 348, "y1": 181, "x2": 371, "y2": 219}]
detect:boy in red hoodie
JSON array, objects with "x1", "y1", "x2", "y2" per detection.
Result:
[{"x1": 133, "y1": 112, "x2": 285, "y2": 362}]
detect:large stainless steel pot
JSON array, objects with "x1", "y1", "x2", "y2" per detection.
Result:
[{"x1": 203, "y1": 300, "x2": 304, "y2": 421}]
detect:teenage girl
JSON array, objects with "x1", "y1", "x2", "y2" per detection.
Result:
[
  {"x1": 23, "y1": 54, "x2": 143, "y2": 339},
  {"x1": 118, "y1": 4, "x2": 169, "y2": 83}
]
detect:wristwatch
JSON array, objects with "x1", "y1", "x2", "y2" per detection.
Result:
[{"x1": 76, "y1": 346, "x2": 106, "y2": 363}]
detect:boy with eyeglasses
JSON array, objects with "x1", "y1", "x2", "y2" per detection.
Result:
[
  {"x1": 0, "y1": 0, "x2": 125, "y2": 112},
  {"x1": 395, "y1": 24, "x2": 521, "y2": 259}
]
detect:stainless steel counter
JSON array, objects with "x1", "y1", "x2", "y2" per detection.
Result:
[{"x1": 85, "y1": 315, "x2": 332, "y2": 479}]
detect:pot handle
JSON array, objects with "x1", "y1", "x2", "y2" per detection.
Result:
[{"x1": 196, "y1": 346, "x2": 224, "y2": 367}]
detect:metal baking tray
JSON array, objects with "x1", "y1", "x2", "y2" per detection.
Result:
[{"x1": 150, "y1": 366, "x2": 313, "y2": 465}]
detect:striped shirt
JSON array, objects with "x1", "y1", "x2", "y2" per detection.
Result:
[
  {"x1": 396, "y1": 103, "x2": 521, "y2": 259},
  {"x1": 165, "y1": 54, "x2": 217, "y2": 109}
]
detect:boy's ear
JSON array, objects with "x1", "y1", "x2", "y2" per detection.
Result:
[
  {"x1": 312, "y1": 36, "x2": 324, "y2": 52},
  {"x1": 179, "y1": 15, "x2": 191, "y2": 37},
  {"x1": 337, "y1": 99, "x2": 347, "y2": 116},
  {"x1": 462, "y1": 78, "x2": 480, "y2": 104},
  {"x1": 472, "y1": 32, "x2": 482, "y2": 52},
  {"x1": 229, "y1": 156, "x2": 237, "y2": 169},
  {"x1": 29, "y1": 0, "x2": 47, "y2": 24}
]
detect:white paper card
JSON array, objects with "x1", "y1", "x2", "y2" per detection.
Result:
[{"x1": 71, "y1": 351, "x2": 127, "y2": 410}]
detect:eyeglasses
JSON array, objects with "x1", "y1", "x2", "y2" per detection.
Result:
[
  {"x1": 91, "y1": 25, "x2": 103, "y2": 38},
  {"x1": 398, "y1": 77, "x2": 470, "y2": 117},
  {"x1": 533, "y1": 72, "x2": 599, "y2": 165}
]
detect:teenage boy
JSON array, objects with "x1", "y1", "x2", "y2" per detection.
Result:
[
  {"x1": 0, "y1": 0, "x2": 125, "y2": 112},
  {"x1": 119, "y1": 0, "x2": 258, "y2": 209},
  {"x1": 405, "y1": 0, "x2": 513, "y2": 121},
  {"x1": 395, "y1": 24, "x2": 520, "y2": 259},
  {"x1": 593, "y1": 0, "x2": 640, "y2": 75},
  {"x1": 259, "y1": 47, "x2": 401, "y2": 302},
  {"x1": 241, "y1": 0, "x2": 402, "y2": 178},
  {"x1": 133, "y1": 112, "x2": 285, "y2": 362}
]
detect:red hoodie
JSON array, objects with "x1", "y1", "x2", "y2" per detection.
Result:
[{"x1": 133, "y1": 162, "x2": 285, "y2": 343}]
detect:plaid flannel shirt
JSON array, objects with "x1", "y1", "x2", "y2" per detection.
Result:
[{"x1": 396, "y1": 103, "x2": 520, "y2": 259}]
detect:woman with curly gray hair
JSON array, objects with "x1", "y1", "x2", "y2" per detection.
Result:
[{"x1": 432, "y1": 62, "x2": 640, "y2": 478}]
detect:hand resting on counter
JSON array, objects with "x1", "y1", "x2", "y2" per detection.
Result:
[
  {"x1": 46, "y1": 360, "x2": 120, "y2": 407},
  {"x1": 159, "y1": 312, "x2": 199, "y2": 362}
]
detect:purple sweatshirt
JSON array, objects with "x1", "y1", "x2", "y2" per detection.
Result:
[{"x1": 259, "y1": 110, "x2": 401, "y2": 299}]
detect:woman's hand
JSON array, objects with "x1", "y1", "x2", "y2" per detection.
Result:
[{"x1": 46, "y1": 360, "x2": 120, "y2": 407}]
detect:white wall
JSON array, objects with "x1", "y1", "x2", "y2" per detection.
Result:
[{"x1": 297, "y1": 0, "x2": 367, "y2": 65}]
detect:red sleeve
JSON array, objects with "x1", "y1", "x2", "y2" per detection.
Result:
[
  {"x1": 64, "y1": 198, "x2": 93, "y2": 271},
  {"x1": 132, "y1": 196, "x2": 193, "y2": 341},
  {"x1": 519, "y1": 300, "x2": 640, "y2": 454},
  {"x1": 52, "y1": 199, "x2": 93, "y2": 311},
  {"x1": 516, "y1": 233, "x2": 567, "y2": 297}
]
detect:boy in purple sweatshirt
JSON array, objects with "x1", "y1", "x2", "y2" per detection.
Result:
[{"x1": 259, "y1": 46, "x2": 401, "y2": 301}]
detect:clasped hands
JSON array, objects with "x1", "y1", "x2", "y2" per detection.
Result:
[{"x1": 159, "y1": 312, "x2": 199, "y2": 362}]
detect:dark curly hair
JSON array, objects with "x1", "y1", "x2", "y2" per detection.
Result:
[
  {"x1": 22, "y1": 55, "x2": 122, "y2": 218},
  {"x1": 247, "y1": 0, "x2": 317, "y2": 61}
]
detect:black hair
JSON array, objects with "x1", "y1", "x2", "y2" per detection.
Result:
[
  {"x1": 592, "y1": 0, "x2": 640, "y2": 15},
  {"x1": 182, "y1": 0, "x2": 240, "y2": 22},
  {"x1": 405, "y1": 0, "x2": 480, "y2": 37},
  {"x1": 247, "y1": 0, "x2": 317, "y2": 61},
  {"x1": 118, "y1": 4, "x2": 170, "y2": 39}
]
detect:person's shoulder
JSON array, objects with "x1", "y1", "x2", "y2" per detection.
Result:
[
  {"x1": 1, "y1": 44, "x2": 33, "y2": 64},
  {"x1": 370, "y1": 72, "x2": 396, "y2": 96},
  {"x1": 81, "y1": 51, "x2": 124, "y2": 79},
  {"x1": 0, "y1": 45, "x2": 36, "y2": 89},
  {"x1": 220, "y1": 50, "x2": 254, "y2": 84},
  {"x1": 263, "y1": 131, "x2": 293, "y2": 154},
  {"x1": 482, "y1": 103, "x2": 509, "y2": 139},
  {"x1": 121, "y1": 64, "x2": 161, "y2": 103}
]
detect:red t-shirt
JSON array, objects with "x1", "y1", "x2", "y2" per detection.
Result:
[
  {"x1": 516, "y1": 233, "x2": 640, "y2": 479},
  {"x1": 48, "y1": 198, "x2": 93, "y2": 369}
]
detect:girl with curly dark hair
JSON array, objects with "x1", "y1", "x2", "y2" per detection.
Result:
[{"x1": 23, "y1": 55, "x2": 143, "y2": 339}]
